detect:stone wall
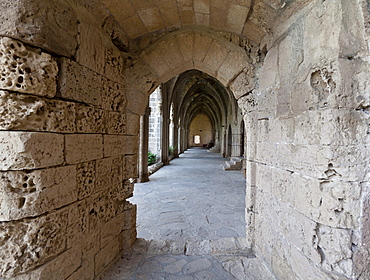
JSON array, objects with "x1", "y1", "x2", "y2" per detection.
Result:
[
  {"x1": 188, "y1": 113, "x2": 213, "y2": 147},
  {"x1": 148, "y1": 87, "x2": 162, "y2": 160},
  {"x1": 0, "y1": 1, "x2": 137, "y2": 279},
  {"x1": 240, "y1": 0, "x2": 370, "y2": 279}
]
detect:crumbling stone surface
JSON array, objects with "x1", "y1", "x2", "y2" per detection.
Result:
[
  {"x1": 57, "y1": 58, "x2": 102, "y2": 106},
  {"x1": 0, "y1": 90, "x2": 75, "y2": 133},
  {"x1": 0, "y1": 209, "x2": 68, "y2": 278},
  {"x1": 76, "y1": 161, "x2": 96, "y2": 201},
  {"x1": 0, "y1": 166, "x2": 76, "y2": 221},
  {"x1": 102, "y1": 77, "x2": 127, "y2": 112},
  {"x1": 76, "y1": 104, "x2": 106, "y2": 134},
  {"x1": 0, "y1": 0, "x2": 78, "y2": 57},
  {"x1": 0, "y1": 37, "x2": 58, "y2": 97}
]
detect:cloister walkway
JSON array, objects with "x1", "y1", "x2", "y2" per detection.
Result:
[{"x1": 102, "y1": 148, "x2": 271, "y2": 279}]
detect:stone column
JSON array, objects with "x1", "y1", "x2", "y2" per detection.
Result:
[
  {"x1": 138, "y1": 106, "x2": 151, "y2": 183},
  {"x1": 161, "y1": 84, "x2": 170, "y2": 165},
  {"x1": 172, "y1": 118, "x2": 179, "y2": 157}
]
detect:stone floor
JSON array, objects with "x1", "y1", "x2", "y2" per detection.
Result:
[{"x1": 102, "y1": 148, "x2": 275, "y2": 280}]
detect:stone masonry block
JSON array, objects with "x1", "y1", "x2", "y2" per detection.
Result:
[
  {"x1": 103, "y1": 135, "x2": 127, "y2": 157},
  {"x1": 96, "y1": 156, "x2": 123, "y2": 193},
  {"x1": 141, "y1": 47, "x2": 171, "y2": 78},
  {"x1": 94, "y1": 236, "x2": 120, "y2": 276},
  {"x1": 126, "y1": 135, "x2": 139, "y2": 155},
  {"x1": 76, "y1": 21, "x2": 105, "y2": 75},
  {"x1": 76, "y1": 104, "x2": 106, "y2": 134},
  {"x1": 217, "y1": 50, "x2": 247, "y2": 86},
  {"x1": 0, "y1": 166, "x2": 76, "y2": 221},
  {"x1": 102, "y1": 77, "x2": 126, "y2": 112},
  {"x1": 0, "y1": 0, "x2": 78, "y2": 57},
  {"x1": 0, "y1": 90, "x2": 75, "y2": 133},
  {"x1": 0, "y1": 208, "x2": 68, "y2": 278},
  {"x1": 0, "y1": 37, "x2": 58, "y2": 97},
  {"x1": 0, "y1": 131, "x2": 64, "y2": 171},
  {"x1": 193, "y1": 32, "x2": 213, "y2": 63},
  {"x1": 125, "y1": 155, "x2": 138, "y2": 179},
  {"x1": 12, "y1": 248, "x2": 82, "y2": 280},
  {"x1": 125, "y1": 111, "x2": 140, "y2": 136},
  {"x1": 176, "y1": 32, "x2": 194, "y2": 62},
  {"x1": 100, "y1": 212, "x2": 125, "y2": 249},
  {"x1": 203, "y1": 37, "x2": 229, "y2": 71},
  {"x1": 107, "y1": 111, "x2": 126, "y2": 135},
  {"x1": 104, "y1": 47, "x2": 125, "y2": 85},
  {"x1": 76, "y1": 161, "x2": 96, "y2": 201},
  {"x1": 158, "y1": 36, "x2": 184, "y2": 70},
  {"x1": 57, "y1": 58, "x2": 102, "y2": 106},
  {"x1": 65, "y1": 134, "x2": 103, "y2": 164}
]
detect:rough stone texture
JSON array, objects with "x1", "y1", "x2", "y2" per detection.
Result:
[
  {"x1": 75, "y1": 104, "x2": 106, "y2": 134},
  {"x1": 0, "y1": 132, "x2": 64, "y2": 171},
  {"x1": 0, "y1": 37, "x2": 58, "y2": 97},
  {"x1": 0, "y1": 0, "x2": 78, "y2": 57},
  {"x1": 0, "y1": 166, "x2": 76, "y2": 221},
  {"x1": 0, "y1": 90, "x2": 75, "y2": 133},
  {"x1": 0, "y1": 0, "x2": 369, "y2": 279},
  {"x1": 0, "y1": 209, "x2": 69, "y2": 278},
  {"x1": 57, "y1": 58, "x2": 102, "y2": 106}
]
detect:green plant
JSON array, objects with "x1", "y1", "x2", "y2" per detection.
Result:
[
  {"x1": 168, "y1": 145, "x2": 177, "y2": 155},
  {"x1": 148, "y1": 152, "x2": 157, "y2": 166}
]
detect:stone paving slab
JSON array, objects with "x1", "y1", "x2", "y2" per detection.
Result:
[
  {"x1": 130, "y1": 148, "x2": 246, "y2": 241},
  {"x1": 101, "y1": 148, "x2": 273, "y2": 280}
]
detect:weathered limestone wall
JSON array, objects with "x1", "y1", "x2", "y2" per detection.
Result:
[
  {"x1": 188, "y1": 113, "x2": 213, "y2": 147},
  {"x1": 0, "y1": 1, "x2": 137, "y2": 279},
  {"x1": 239, "y1": 0, "x2": 370, "y2": 279}
]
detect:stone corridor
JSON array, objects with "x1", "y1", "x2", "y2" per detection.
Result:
[{"x1": 102, "y1": 148, "x2": 272, "y2": 279}]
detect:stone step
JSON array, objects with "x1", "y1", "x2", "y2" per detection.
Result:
[{"x1": 222, "y1": 158, "x2": 243, "y2": 171}]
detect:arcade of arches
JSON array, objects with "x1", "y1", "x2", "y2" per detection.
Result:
[{"x1": 0, "y1": 0, "x2": 369, "y2": 279}]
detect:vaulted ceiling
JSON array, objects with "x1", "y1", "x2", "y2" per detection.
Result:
[{"x1": 102, "y1": 0, "x2": 282, "y2": 44}]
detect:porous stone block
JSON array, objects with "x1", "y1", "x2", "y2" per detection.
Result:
[
  {"x1": 0, "y1": 166, "x2": 77, "y2": 221},
  {"x1": 104, "y1": 47, "x2": 125, "y2": 84},
  {"x1": 0, "y1": 37, "x2": 57, "y2": 97},
  {"x1": 107, "y1": 111, "x2": 126, "y2": 134},
  {"x1": 57, "y1": 58, "x2": 102, "y2": 106},
  {"x1": 0, "y1": 131, "x2": 64, "y2": 171},
  {"x1": 0, "y1": 209, "x2": 68, "y2": 278},
  {"x1": 96, "y1": 157, "x2": 123, "y2": 192},
  {"x1": 0, "y1": 90, "x2": 75, "y2": 133},
  {"x1": 0, "y1": 0, "x2": 78, "y2": 57},
  {"x1": 76, "y1": 161, "x2": 96, "y2": 200},
  {"x1": 103, "y1": 135, "x2": 127, "y2": 157},
  {"x1": 76, "y1": 104, "x2": 106, "y2": 133},
  {"x1": 65, "y1": 134, "x2": 103, "y2": 164},
  {"x1": 102, "y1": 77, "x2": 126, "y2": 112}
]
